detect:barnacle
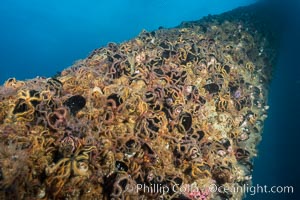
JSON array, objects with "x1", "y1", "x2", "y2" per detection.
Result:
[{"x1": 0, "y1": 3, "x2": 279, "y2": 200}]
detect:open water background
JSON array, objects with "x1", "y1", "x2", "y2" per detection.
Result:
[{"x1": 0, "y1": 0, "x2": 299, "y2": 199}]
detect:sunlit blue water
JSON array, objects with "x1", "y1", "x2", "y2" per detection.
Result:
[
  {"x1": 0, "y1": 0, "x2": 255, "y2": 82},
  {"x1": 0, "y1": 0, "x2": 299, "y2": 199}
]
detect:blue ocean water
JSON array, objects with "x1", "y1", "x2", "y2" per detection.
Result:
[
  {"x1": 0, "y1": 0, "x2": 255, "y2": 82},
  {"x1": 0, "y1": 0, "x2": 299, "y2": 199}
]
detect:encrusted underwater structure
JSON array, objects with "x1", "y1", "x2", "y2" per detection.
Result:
[{"x1": 0, "y1": 3, "x2": 279, "y2": 200}]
